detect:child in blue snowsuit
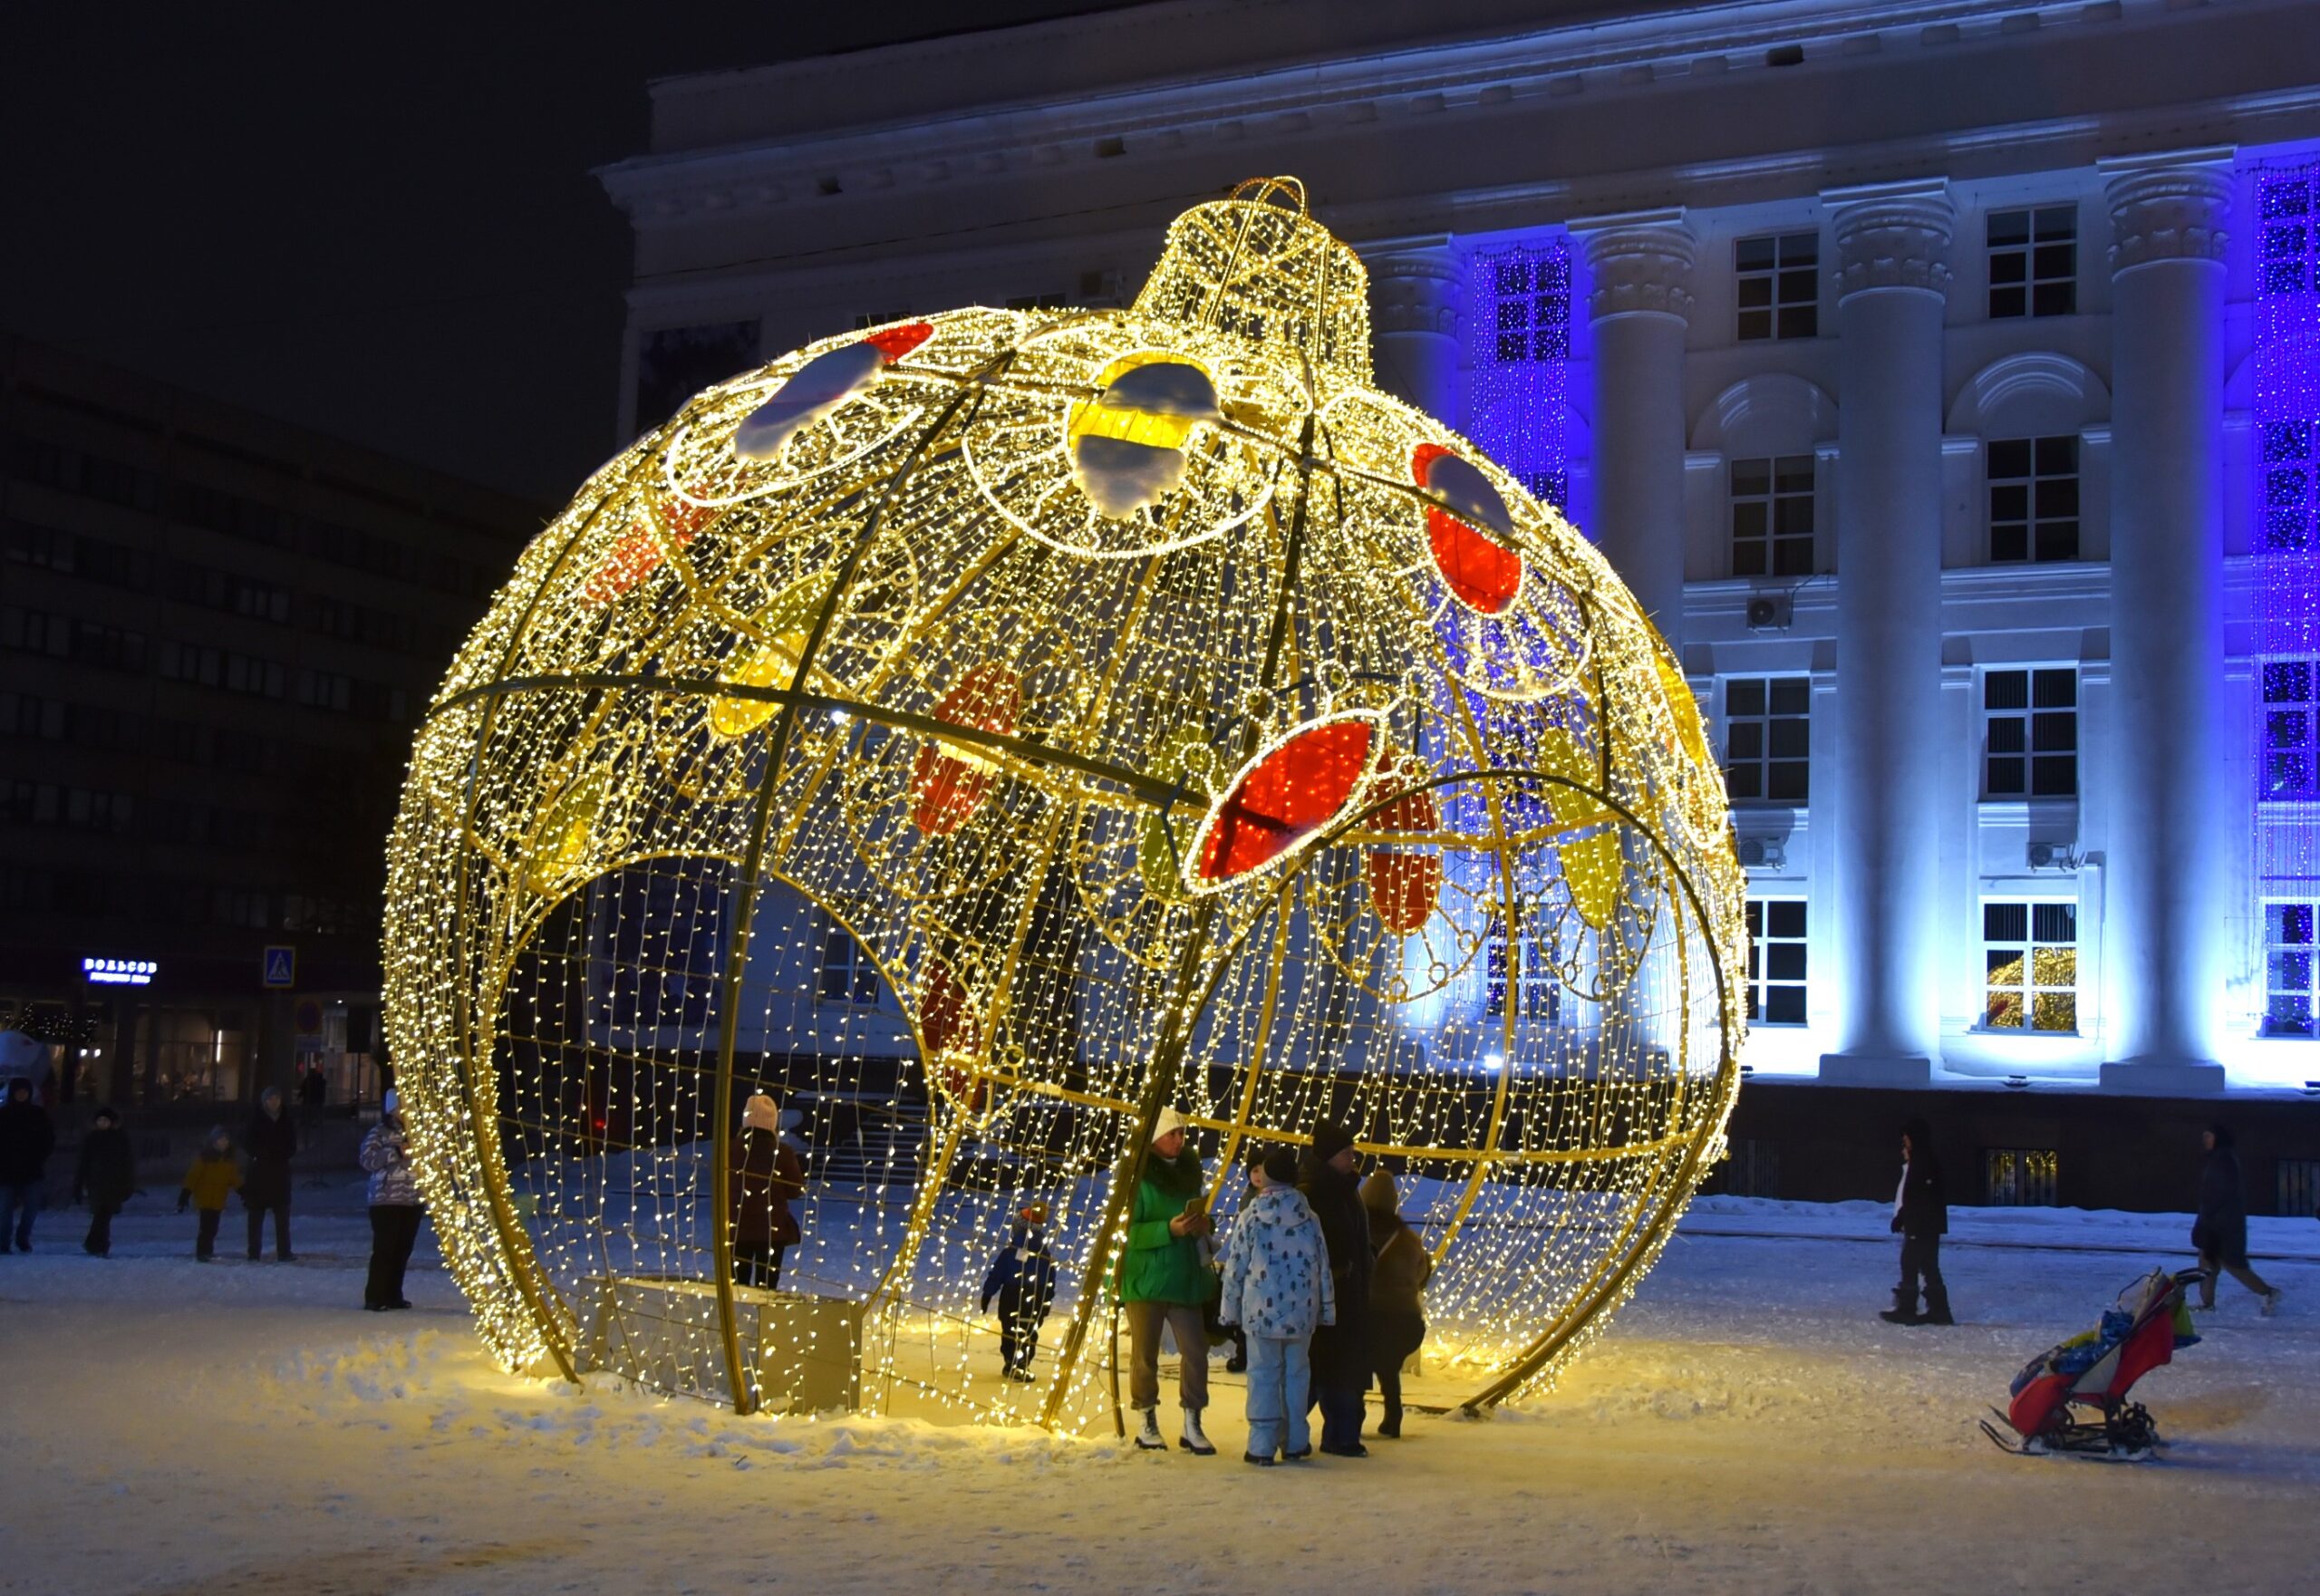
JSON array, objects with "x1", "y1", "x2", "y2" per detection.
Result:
[
  {"x1": 980, "y1": 1201, "x2": 1060, "y2": 1382},
  {"x1": 1216, "y1": 1146, "x2": 1333, "y2": 1465}
]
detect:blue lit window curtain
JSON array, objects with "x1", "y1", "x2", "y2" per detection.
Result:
[
  {"x1": 2263, "y1": 901, "x2": 2316, "y2": 1036},
  {"x1": 1467, "y1": 238, "x2": 1577, "y2": 514},
  {"x1": 2248, "y1": 156, "x2": 2320, "y2": 933}
]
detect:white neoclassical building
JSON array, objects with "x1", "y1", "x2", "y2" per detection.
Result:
[{"x1": 594, "y1": 0, "x2": 2320, "y2": 1149}]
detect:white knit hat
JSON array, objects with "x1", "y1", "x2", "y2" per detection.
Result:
[
  {"x1": 1151, "y1": 1106, "x2": 1194, "y2": 1144},
  {"x1": 743, "y1": 1093, "x2": 802, "y2": 1133}
]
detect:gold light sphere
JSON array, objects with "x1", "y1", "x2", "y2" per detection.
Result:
[{"x1": 383, "y1": 179, "x2": 1748, "y2": 1427}]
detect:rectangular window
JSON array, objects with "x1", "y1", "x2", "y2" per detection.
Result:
[
  {"x1": 1987, "y1": 206, "x2": 2077, "y2": 319},
  {"x1": 1983, "y1": 668, "x2": 2077, "y2": 798},
  {"x1": 0, "y1": 692, "x2": 69, "y2": 741},
  {"x1": 1721, "y1": 1138, "x2": 1780, "y2": 1198},
  {"x1": 2264, "y1": 902, "x2": 2316, "y2": 1038},
  {"x1": 818, "y1": 922, "x2": 881, "y2": 1005},
  {"x1": 2280, "y1": 1158, "x2": 2320, "y2": 1221},
  {"x1": 1489, "y1": 252, "x2": 1573, "y2": 364},
  {"x1": 1735, "y1": 232, "x2": 1818, "y2": 342},
  {"x1": 1986, "y1": 436, "x2": 2080, "y2": 563},
  {"x1": 1729, "y1": 455, "x2": 1815, "y2": 577},
  {"x1": 1484, "y1": 924, "x2": 1559, "y2": 1020},
  {"x1": 2261, "y1": 659, "x2": 2318, "y2": 802},
  {"x1": 2259, "y1": 418, "x2": 2315, "y2": 552},
  {"x1": 1982, "y1": 900, "x2": 2077, "y2": 1032},
  {"x1": 296, "y1": 670, "x2": 353, "y2": 712},
  {"x1": 1745, "y1": 898, "x2": 1809, "y2": 1025},
  {"x1": 1723, "y1": 676, "x2": 1811, "y2": 803},
  {"x1": 1985, "y1": 1148, "x2": 2060, "y2": 1206}
]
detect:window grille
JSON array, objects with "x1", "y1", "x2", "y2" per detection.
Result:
[
  {"x1": 1982, "y1": 901, "x2": 2077, "y2": 1033},
  {"x1": 1987, "y1": 206, "x2": 2076, "y2": 318}
]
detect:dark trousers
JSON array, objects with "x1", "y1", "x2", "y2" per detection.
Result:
[
  {"x1": 1310, "y1": 1382, "x2": 1366, "y2": 1452},
  {"x1": 366, "y1": 1204, "x2": 423, "y2": 1306},
  {"x1": 195, "y1": 1206, "x2": 223, "y2": 1260},
  {"x1": 996, "y1": 1287, "x2": 1040, "y2": 1373},
  {"x1": 0, "y1": 1180, "x2": 42, "y2": 1249},
  {"x1": 246, "y1": 1198, "x2": 292, "y2": 1261},
  {"x1": 84, "y1": 1204, "x2": 118, "y2": 1256},
  {"x1": 734, "y1": 1243, "x2": 785, "y2": 1290},
  {"x1": 1896, "y1": 1232, "x2": 1948, "y2": 1316},
  {"x1": 1369, "y1": 1307, "x2": 1425, "y2": 1436}
]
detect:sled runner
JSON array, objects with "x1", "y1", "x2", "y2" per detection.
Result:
[{"x1": 1979, "y1": 1267, "x2": 2201, "y2": 1461}]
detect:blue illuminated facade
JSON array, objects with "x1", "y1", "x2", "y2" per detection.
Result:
[{"x1": 602, "y1": 0, "x2": 2320, "y2": 1114}]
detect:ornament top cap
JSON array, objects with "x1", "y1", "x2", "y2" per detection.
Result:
[{"x1": 1132, "y1": 176, "x2": 1374, "y2": 385}]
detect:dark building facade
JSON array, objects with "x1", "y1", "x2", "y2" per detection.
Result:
[{"x1": 0, "y1": 336, "x2": 541, "y2": 1109}]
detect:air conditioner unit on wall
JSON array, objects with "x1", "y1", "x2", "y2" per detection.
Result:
[
  {"x1": 1745, "y1": 594, "x2": 1791, "y2": 632},
  {"x1": 1738, "y1": 837, "x2": 1787, "y2": 870},
  {"x1": 2026, "y1": 841, "x2": 2079, "y2": 870}
]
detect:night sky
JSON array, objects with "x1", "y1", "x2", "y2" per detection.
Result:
[{"x1": 0, "y1": 4, "x2": 1156, "y2": 506}]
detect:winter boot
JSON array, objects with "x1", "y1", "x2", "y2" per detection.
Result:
[
  {"x1": 1921, "y1": 1289, "x2": 1955, "y2": 1326},
  {"x1": 1134, "y1": 1407, "x2": 1166, "y2": 1450},
  {"x1": 1179, "y1": 1407, "x2": 1215, "y2": 1456},
  {"x1": 2261, "y1": 1289, "x2": 2283, "y2": 1319},
  {"x1": 1879, "y1": 1288, "x2": 1922, "y2": 1326}
]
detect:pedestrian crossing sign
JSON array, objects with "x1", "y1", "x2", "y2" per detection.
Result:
[{"x1": 263, "y1": 945, "x2": 295, "y2": 988}]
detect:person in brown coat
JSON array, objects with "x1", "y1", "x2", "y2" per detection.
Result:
[
  {"x1": 730, "y1": 1092, "x2": 806, "y2": 1290},
  {"x1": 1361, "y1": 1169, "x2": 1433, "y2": 1439}
]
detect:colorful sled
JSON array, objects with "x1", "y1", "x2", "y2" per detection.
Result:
[{"x1": 1980, "y1": 1267, "x2": 2202, "y2": 1461}]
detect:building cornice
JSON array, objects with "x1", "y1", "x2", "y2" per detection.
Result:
[{"x1": 600, "y1": 0, "x2": 2320, "y2": 237}]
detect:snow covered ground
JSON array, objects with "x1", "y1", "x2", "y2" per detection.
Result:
[{"x1": 2, "y1": 1194, "x2": 2314, "y2": 1594}]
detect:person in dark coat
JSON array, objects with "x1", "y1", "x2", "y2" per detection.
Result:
[
  {"x1": 2193, "y1": 1124, "x2": 2281, "y2": 1315},
  {"x1": 729, "y1": 1092, "x2": 806, "y2": 1290},
  {"x1": 299, "y1": 1065, "x2": 328, "y2": 1109},
  {"x1": 1360, "y1": 1169, "x2": 1433, "y2": 1438},
  {"x1": 72, "y1": 1106, "x2": 137, "y2": 1257},
  {"x1": 1299, "y1": 1118, "x2": 1373, "y2": 1456},
  {"x1": 0, "y1": 1076, "x2": 57, "y2": 1253},
  {"x1": 979, "y1": 1200, "x2": 1060, "y2": 1381},
  {"x1": 243, "y1": 1086, "x2": 297, "y2": 1262},
  {"x1": 1880, "y1": 1117, "x2": 1952, "y2": 1326}
]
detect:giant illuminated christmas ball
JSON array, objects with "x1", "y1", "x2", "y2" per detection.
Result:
[{"x1": 383, "y1": 178, "x2": 1747, "y2": 1427}]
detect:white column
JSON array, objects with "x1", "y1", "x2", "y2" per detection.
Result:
[
  {"x1": 2098, "y1": 153, "x2": 2232, "y2": 1094},
  {"x1": 1365, "y1": 238, "x2": 1464, "y2": 427},
  {"x1": 1819, "y1": 184, "x2": 1953, "y2": 1086},
  {"x1": 1578, "y1": 214, "x2": 1696, "y2": 647}
]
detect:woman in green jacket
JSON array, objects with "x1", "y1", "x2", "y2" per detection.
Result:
[{"x1": 1116, "y1": 1107, "x2": 1216, "y2": 1455}]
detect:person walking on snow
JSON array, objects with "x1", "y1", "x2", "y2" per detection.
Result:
[
  {"x1": 1361, "y1": 1168, "x2": 1433, "y2": 1438},
  {"x1": 178, "y1": 1126, "x2": 242, "y2": 1262},
  {"x1": 72, "y1": 1105, "x2": 135, "y2": 1257},
  {"x1": 1217, "y1": 1146, "x2": 1331, "y2": 1465},
  {"x1": 1881, "y1": 1117, "x2": 1952, "y2": 1325},
  {"x1": 729, "y1": 1092, "x2": 806, "y2": 1290},
  {"x1": 980, "y1": 1200, "x2": 1060, "y2": 1381},
  {"x1": 361, "y1": 1090, "x2": 423, "y2": 1310},
  {"x1": 0, "y1": 1076, "x2": 55, "y2": 1253},
  {"x1": 1300, "y1": 1119, "x2": 1373, "y2": 1455},
  {"x1": 1116, "y1": 1105, "x2": 1218, "y2": 1456},
  {"x1": 242, "y1": 1085, "x2": 297, "y2": 1262},
  {"x1": 2193, "y1": 1123, "x2": 2281, "y2": 1316}
]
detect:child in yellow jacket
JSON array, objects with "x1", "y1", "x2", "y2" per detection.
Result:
[{"x1": 179, "y1": 1127, "x2": 241, "y2": 1262}]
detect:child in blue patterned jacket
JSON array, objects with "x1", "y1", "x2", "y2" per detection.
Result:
[{"x1": 1216, "y1": 1145, "x2": 1333, "y2": 1465}]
